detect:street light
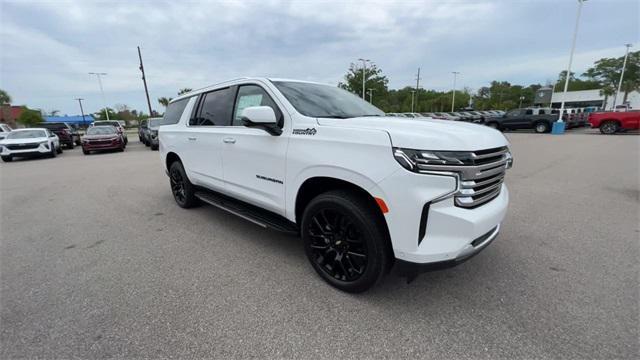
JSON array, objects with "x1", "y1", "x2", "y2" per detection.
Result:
[
  {"x1": 451, "y1": 72, "x2": 460, "y2": 112},
  {"x1": 519, "y1": 95, "x2": 525, "y2": 108},
  {"x1": 612, "y1": 43, "x2": 633, "y2": 110},
  {"x1": 358, "y1": 58, "x2": 370, "y2": 100},
  {"x1": 555, "y1": 0, "x2": 586, "y2": 134},
  {"x1": 89, "y1": 72, "x2": 109, "y2": 120}
]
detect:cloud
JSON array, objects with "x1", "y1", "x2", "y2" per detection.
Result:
[{"x1": 0, "y1": 0, "x2": 637, "y2": 114}]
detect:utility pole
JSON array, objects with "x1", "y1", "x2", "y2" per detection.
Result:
[
  {"x1": 89, "y1": 72, "x2": 109, "y2": 120},
  {"x1": 557, "y1": 0, "x2": 586, "y2": 133},
  {"x1": 367, "y1": 88, "x2": 375, "y2": 104},
  {"x1": 415, "y1": 67, "x2": 421, "y2": 112},
  {"x1": 451, "y1": 71, "x2": 460, "y2": 112},
  {"x1": 612, "y1": 43, "x2": 633, "y2": 110},
  {"x1": 75, "y1": 98, "x2": 86, "y2": 128},
  {"x1": 411, "y1": 90, "x2": 416, "y2": 112},
  {"x1": 358, "y1": 58, "x2": 370, "y2": 100},
  {"x1": 519, "y1": 96, "x2": 525, "y2": 108},
  {"x1": 138, "y1": 46, "x2": 154, "y2": 117}
]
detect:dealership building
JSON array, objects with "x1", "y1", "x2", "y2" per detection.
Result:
[{"x1": 535, "y1": 88, "x2": 640, "y2": 110}]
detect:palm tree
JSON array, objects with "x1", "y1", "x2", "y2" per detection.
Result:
[
  {"x1": 177, "y1": 88, "x2": 192, "y2": 95},
  {"x1": 158, "y1": 97, "x2": 172, "y2": 107},
  {"x1": 0, "y1": 89, "x2": 11, "y2": 105}
]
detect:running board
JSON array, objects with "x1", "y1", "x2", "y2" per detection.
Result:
[{"x1": 194, "y1": 189, "x2": 298, "y2": 235}]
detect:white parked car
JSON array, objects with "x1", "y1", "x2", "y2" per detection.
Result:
[
  {"x1": 0, "y1": 128, "x2": 62, "y2": 162},
  {"x1": 159, "y1": 78, "x2": 512, "y2": 292},
  {"x1": 0, "y1": 123, "x2": 12, "y2": 140}
]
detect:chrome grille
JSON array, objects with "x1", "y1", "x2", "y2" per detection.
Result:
[{"x1": 415, "y1": 146, "x2": 509, "y2": 208}]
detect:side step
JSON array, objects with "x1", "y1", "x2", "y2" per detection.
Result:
[{"x1": 194, "y1": 189, "x2": 298, "y2": 235}]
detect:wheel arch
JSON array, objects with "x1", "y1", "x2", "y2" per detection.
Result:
[{"x1": 165, "y1": 152, "x2": 181, "y2": 170}]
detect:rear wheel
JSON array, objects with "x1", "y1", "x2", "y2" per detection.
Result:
[
  {"x1": 57, "y1": 144, "x2": 63, "y2": 154},
  {"x1": 83, "y1": 149, "x2": 90, "y2": 155},
  {"x1": 534, "y1": 121, "x2": 549, "y2": 133},
  {"x1": 67, "y1": 142, "x2": 75, "y2": 149},
  {"x1": 600, "y1": 121, "x2": 619, "y2": 134},
  {"x1": 50, "y1": 145, "x2": 57, "y2": 158},
  {"x1": 301, "y1": 190, "x2": 390, "y2": 293},
  {"x1": 1, "y1": 155, "x2": 12, "y2": 162},
  {"x1": 169, "y1": 161, "x2": 198, "y2": 208}
]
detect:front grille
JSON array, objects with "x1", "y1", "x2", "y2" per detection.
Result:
[
  {"x1": 414, "y1": 146, "x2": 509, "y2": 208},
  {"x1": 454, "y1": 147, "x2": 507, "y2": 208},
  {"x1": 7, "y1": 143, "x2": 40, "y2": 150},
  {"x1": 88, "y1": 139, "x2": 114, "y2": 145}
]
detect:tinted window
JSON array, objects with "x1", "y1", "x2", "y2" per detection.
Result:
[
  {"x1": 87, "y1": 126, "x2": 116, "y2": 135},
  {"x1": 232, "y1": 85, "x2": 283, "y2": 127},
  {"x1": 8, "y1": 130, "x2": 46, "y2": 139},
  {"x1": 506, "y1": 110, "x2": 520, "y2": 117},
  {"x1": 525, "y1": 109, "x2": 533, "y2": 115},
  {"x1": 191, "y1": 88, "x2": 234, "y2": 126},
  {"x1": 272, "y1": 81, "x2": 383, "y2": 119},
  {"x1": 164, "y1": 99, "x2": 189, "y2": 125},
  {"x1": 40, "y1": 123, "x2": 67, "y2": 129}
]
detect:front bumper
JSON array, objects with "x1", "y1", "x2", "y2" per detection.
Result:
[
  {"x1": 371, "y1": 168, "x2": 509, "y2": 266},
  {"x1": 1, "y1": 144, "x2": 52, "y2": 157},
  {"x1": 82, "y1": 140, "x2": 122, "y2": 151}
]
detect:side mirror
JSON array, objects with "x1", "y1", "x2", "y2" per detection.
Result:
[
  {"x1": 50, "y1": 134, "x2": 56, "y2": 137},
  {"x1": 241, "y1": 106, "x2": 281, "y2": 135}
]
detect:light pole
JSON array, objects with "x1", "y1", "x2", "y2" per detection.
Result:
[
  {"x1": 555, "y1": 0, "x2": 586, "y2": 134},
  {"x1": 519, "y1": 96, "x2": 525, "y2": 108},
  {"x1": 358, "y1": 58, "x2": 370, "y2": 100},
  {"x1": 451, "y1": 71, "x2": 460, "y2": 112},
  {"x1": 75, "y1": 98, "x2": 86, "y2": 128},
  {"x1": 411, "y1": 90, "x2": 416, "y2": 112},
  {"x1": 367, "y1": 88, "x2": 375, "y2": 104},
  {"x1": 89, "y1": 72, "x2": 109, "y2": 120},
  {"x1": 612, "y1": 43, "x2": 633, "y2": 110}
]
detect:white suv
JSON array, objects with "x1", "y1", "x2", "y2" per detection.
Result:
[
  {"x1": 0, "y1": 128, "x2": 62, "y2": 162},
  {"x1": 159, "y1": 78, "x2": 512, "y2": 292}
]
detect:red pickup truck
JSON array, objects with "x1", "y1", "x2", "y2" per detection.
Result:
[{"x1": 588, "y1": 110, "x2": 640, "y2": 134}]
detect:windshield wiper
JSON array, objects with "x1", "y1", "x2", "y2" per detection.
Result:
[{"x1": 315, "y1": 115, "x2": 350, "y2": 119}]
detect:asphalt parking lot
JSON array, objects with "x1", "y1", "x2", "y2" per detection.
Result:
[{"x1": 1, "y1": 130, "x2": 638, "y2": 359}]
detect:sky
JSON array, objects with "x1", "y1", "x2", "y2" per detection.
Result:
[{"x1": 1, "y1": 0, "x2": 638, "y2": 115}]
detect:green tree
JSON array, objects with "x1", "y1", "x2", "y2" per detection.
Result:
[
  {"x1": 158, "y1": 97, "x2": 172, "y2": 107},
  {"x1": 554, "y1": 70, "x2": 601, "y2": 91},
  {"x1": 94, "y1": 107, "x2": 120, "y2": 120},
  {"x1": 338, "y1": 62, "x2": 389, "y2": 105},
  {"x1": 0, "y1": 89, "x2": 11, "y2": 104},
  {"x1": 583, "y1": 50, "x2": 640, "y2": 102},
  {"x1": 17, "y1": 107, "x2": 43, "y2": 127},
  {"x1": 177, "y1": 88, "x2": 192, "y2": 95}
]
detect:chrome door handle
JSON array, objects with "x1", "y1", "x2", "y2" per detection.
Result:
[
  {"x1": 223, "y1": 138, "x2": 236, "y2": 144},
  {"x1": 188, "y1": 137, "x2": 197, "y2": 141}
]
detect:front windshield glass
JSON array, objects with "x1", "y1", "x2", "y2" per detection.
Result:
[
  {"x1": 87, "y1": 126, "x2": 116, "y2": 135},
  {"x1": 8, "y1": 130, "x2": 46, "y2": 139},
  {"x1": 272, "y1": 81, "x2": 384, "y2": 118},
  {"x1": 148, "y1": 119, "x2": 162, "y2": 127}
]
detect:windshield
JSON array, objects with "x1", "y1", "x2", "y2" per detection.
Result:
[
  {"x1": 87, "y1": 126, "x2": 116, "y2": 135},
  {"x1": 148, "y1": 119, "x2": 162, "y2": 127},
  {"x1": 41, "y1": 123, "x2": 67, "y2": 129},
  {"x1": 8, "y1": 130, "x2": 46, "y2": 139},
  {"x1": 93, "y1": 121, "x2": 119, "y2": 127},
  {"x1": 272, "y1": 81, "x2": 384, "y2": 119}
]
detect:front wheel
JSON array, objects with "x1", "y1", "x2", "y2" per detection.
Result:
[
  {"x1": 67, "y1": 142, "x2": 74, "y2": 149},
  {"x1": 169, "y1": 161, "x2": 199, "y2": 208},
  {"x1": 57, "y1": 145, "x2": 63, "y2": 154},
  {"x1": 1, "y1": 155, "x2": 12, "y2": 162},
  {"x1": 600, "y1": 121, "x2": 619, "y2": 135},
  {"x1": 301, "y1": 190, "x2": 390, "y2": 293}
]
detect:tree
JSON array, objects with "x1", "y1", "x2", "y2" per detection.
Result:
[
  {"x1": 554, "y1": 71, "x2": 601, "y2": 91},
  {"x1": 17, "y1": 107, "x2": 43, "y2": 127},
  {"x1": 178, "y1": 88, "x2": 192, "y2": 95},
  {"x1": 583, "y1": 50, "x2": 640, "y2": 103},
  {"x1": 338, "y1": 62, "x2": 389, "y2": 104},
  {"x1": 0, "y1": 89, "x2": 11, "y2": 104},
  {"x1": 158, "y1": 97, "x2": 172, "y2": 107},
  {"x1": 93, "y1": 107, "x2": 120, "y2": 120}
]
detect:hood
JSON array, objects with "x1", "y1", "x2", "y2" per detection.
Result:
[
  {"x1": 316, "y1": 116, "x2": 509, "y2": 151},
  {"x1": 83, "y1": 134, "x2": 119, "y2": 140},
  {"x1": 0, "y1": 136, "x2": 48, "y2": 145}
]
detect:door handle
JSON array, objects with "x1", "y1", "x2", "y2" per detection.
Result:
[
  {"x1": 188, "y1": 137, "x2": 197, "y2": 141},
  {"x1": 223, "y1": 138, "x2": 236, "y2": 144}
]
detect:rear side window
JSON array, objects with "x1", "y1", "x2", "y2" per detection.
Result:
[
  {"x1": 525, "y1": 109, "x2": 533, "y2": 115},
  {"x1": 232, "y1": 85, "x2": 283, "y2": 127},
  {"x1": 191, "y1": 88, "x2": 235, "y2": 126},
  {"x1": 164, "y1": 98, "x2": 189, "y2": 125}
]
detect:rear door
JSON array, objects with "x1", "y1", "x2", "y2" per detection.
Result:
[
  {"x1": 182, "y1": 87, "x2": 236, "y2": 191},
  {"x1": 502, "y1": 109, "x2": 523, "y2": 128},
  {"x1": 219, "y1": 83, "x2": 289, "y2": 215}
]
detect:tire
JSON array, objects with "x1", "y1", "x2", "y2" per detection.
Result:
[
  {"x1": 534, "y1": 121, "x2": 550, "y2": 134},
  {"x1": 82, "y1": 148, "x2": 90, "y2": 155},
  {"x1": 600, "y1": 121, "x2": 619, "y2": 135},
  {"x1": 169, "y1": 161, "x2": 199, "y2": 208},
  {"x1": 67, "y1": 142, "x2": 74, "y2": 149},
  {"x1": 301, "y1": 190, "x2": 390, "y2": 293},
  {"x1": 57, "y1": 145, "x2": 63, "y2": 154},
  {"x1": 1, "y1": 155, "x2": 12, "y2": 162},
  {"x1": 486, "y1": 122, "x2": 500, "y2": 130},
  {"x1": 144, "y1": 140, "x2": 150, "y2": 147},
  {"x1": 151, "y1": 144, "x2": 158, "y2": 151},
  {"x1": 50, "y1": 145, "x2": 57, "y2": 158}
]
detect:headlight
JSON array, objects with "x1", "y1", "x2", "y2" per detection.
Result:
[
  {"x1": 505, "y1": 151, "x2": 514, "y2": 169},
  {"x1": 38, "y1": 141, "x2": 49, "y2": 149},
  {"x1": 393, "y1": 148, "x2": 472, "y2": 172}
]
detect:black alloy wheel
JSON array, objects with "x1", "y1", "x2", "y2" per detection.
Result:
[
  {"x1": 169, "y1": 161, "x2": 198, "y2": 208},
  {"x1": 302, "y1": 190, "x2": 390, "y2": 292},
  {"x1": 307, "y1": 208, "x2": 368, "y2": 283}
]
